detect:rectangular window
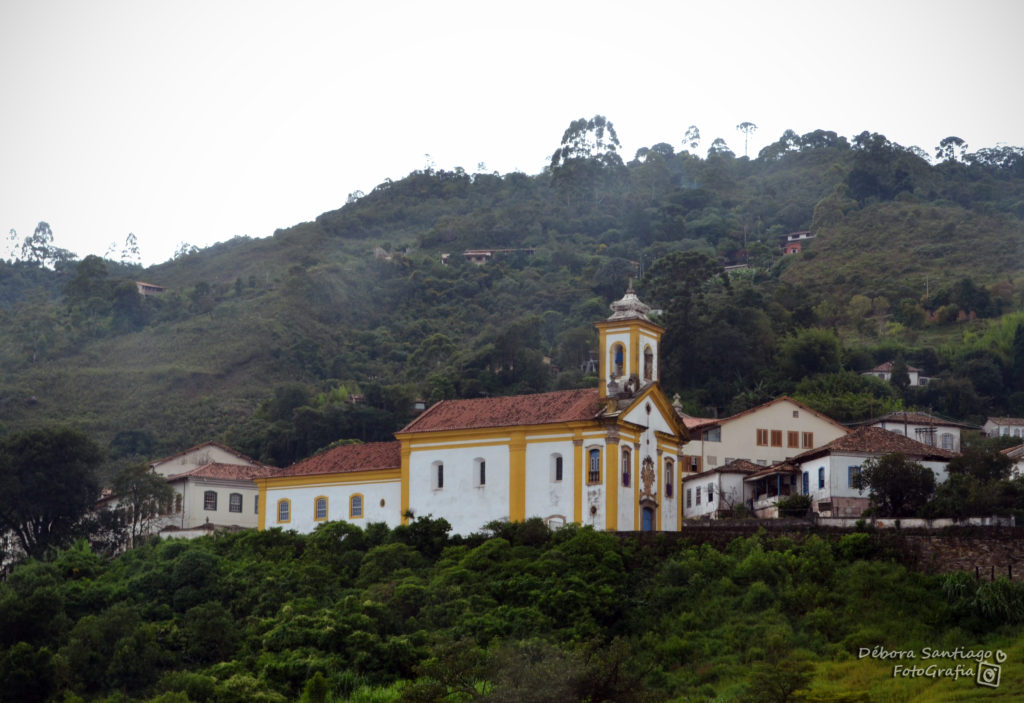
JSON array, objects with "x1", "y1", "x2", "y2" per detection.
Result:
[
  {"x1": 802, "y1": 432, "x2": 813, "y2": 448},
  {"x1": 756, "y1": 429, "x2": 769, "y2": 446},
  {"x1": 707, "y1": 456, "x2": 717, "y2": 467},
  {"x1": 315, "y1": 497, "x2": 327, "y2": 520},
  {"x1": 770, "y1": 430, "x2": 782, "y2": 447},
  {"x1": 689, "y1": 456, "x2": 701, "y2": 473},
  {"x1": 204, "y1": 491, "x2": 217, "y2": 511},
  {"x1": 350, "y1": 494, "x2": 363, "y2": 518},
  {"x1": 435, "y1": 463, "x2": 444, "y2": 489},
  {"x1": 479, "y1": 460, "x2": 486, "y2": 486},
  {"x1": 254, "y1": 495, "x2": 259, "y2": 514},
  {"x1": 696, "y1": 486, "x2": 702, "y2": 505},
  {"x1": 848, "y1": 465, "x2": 861, "y2": 489},
  {"x1": 818, "y1": 467, "x2": 825, "y2": 489},
  {"x1": 686, "y1": 488, "x2": 692, "y2": 508},
  {"x1": 588, "y1": 449, "x2": 600, "y2": 484},
  {"x1": 555, "y1": 456, "x2": 563, "y2": 482},
  {"x1": 229, "y1": 493, "x2": 243, "y2": 513},
  {"x1": 621, "y1": 449, "x2": 631, "y2": 487},
  {"x1": 802, "y1": 472, "x2": 809, "y2": 494},
  {"x1": 787, "y1": 431, "x2": 800, "y2": 448},
  {"x1": 278, "y1": 500, "x2": 290, "y2": 523},
  {"x1": 707, "y1": 483, "x2": 714, "y2": 502},
  {"x1": 703, "y1": 427, "x2": 721, "y2": 442},
  {"x1": 665, "y1": 460, "x2": 674, "y2": 499}
]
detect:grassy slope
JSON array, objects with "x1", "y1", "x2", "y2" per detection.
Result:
[{"x1": 780, "y1": 201, "x2": 1024, "y2": 303}]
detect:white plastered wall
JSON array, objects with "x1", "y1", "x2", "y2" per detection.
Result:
[
  {"x1": 524, "y1": 437, "x2": 576, "y2": 528},
  {"x1": 265, "y1": 478, "x2": 402, "y2": 533},
  {"x1": 408, "y1": 441, "x2": 512, "y2": 536}
]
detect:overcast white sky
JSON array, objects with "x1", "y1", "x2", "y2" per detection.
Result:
[{"x1": 1, "y1": 0, "x2": 1022, "y2": 265}]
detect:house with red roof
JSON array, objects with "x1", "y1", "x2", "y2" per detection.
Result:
[
  {"x1": 680, "y1": 396, "x2": 850, "y2": 475},
  {"x1": 788, "y1": 426, "x2": 955, "y2": 518},
  {"x1": 859, "y1": 410, "x2": 976, "y2": 453},
  {"x1": 257, "y1": 286, "x2": 691, "y2": 535}
]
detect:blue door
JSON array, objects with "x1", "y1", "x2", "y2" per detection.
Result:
[{"x1": 642, "y1": 507, "x2": 654, "y2": 531}]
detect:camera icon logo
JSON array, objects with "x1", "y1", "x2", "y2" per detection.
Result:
[{"x1": 976, "y1": 650, "x2": 1006, "y2": 689}]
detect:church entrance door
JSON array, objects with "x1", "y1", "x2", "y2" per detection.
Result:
[{"x1": 641, "y1": 507, "x2": 654, "y2": 531}]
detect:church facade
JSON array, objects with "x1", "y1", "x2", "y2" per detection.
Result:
[{"x1": 256, "y1": 286, "x2": 691, "y2": 535}]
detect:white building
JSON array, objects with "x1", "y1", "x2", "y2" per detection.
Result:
[
  {"x1": 865, "y1": 411, "x2": 974, "y2": 453},
  {"x1": 789, "y1": 426, "x2": 955, "y2": 518},
  {"x1": 681, "y1": 459, "x2": 760, "y2": 519},
  {"x1": 257, "y1": 285, "x2": 691, "y2": 535},
  {"x1": 681, "y1": 397, "x2": 849, "y2": 473},
  {"x1": 983, "y1": 417, "x2": 1024, "y2": 440},
  {"x1": 862, "y1": 361, "x2": 931, "y2": 387}
]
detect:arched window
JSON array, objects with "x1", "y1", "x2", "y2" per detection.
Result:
[
  {"x1": 277, "y1": 499, "x2": 291, "y2": 523},
  {"x1": 349, "y1": 494, "x2": 363, "y2": 519},
  {"x1": 587, "y1": 448, "x2": 601, "y2": 484},
  {"x1": 314, "y1": 496, "x2": 328, "y2": 521},
  {"x1": 643, "y1": 345, "x2": 653, "y2": 382},
  {"x1": 665, "y1": 458, "x2": 674, "y2": 498},
  {"x1": 551, "y1": 454, "x2": 563, "y2": 482},
  {"x1": 621, "y1": 447, "x2": 631, "y2": 487},
  {"x1": 229, "y1": 493, "x2": 243, "y2": 513},
  {"x1": 203, "y1": 491, "x2": 217, "y2": 511},
  {"x1": 611, "y1": 343, "x2": 624, "y2": 378}
]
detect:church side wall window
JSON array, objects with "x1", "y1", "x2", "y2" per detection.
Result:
[
  {"x1": 203, "y1": 491, "x2": 217, "y2": 511},
  {"x1": 314, "y1": 496, "x2": 328, "y2": 522},
  {"x1": 474, "y1": 459, "x2": 486, "y2": 487},
  {"x1": 349, "y1": 494, "x2": 363, "y2": 519},
  {"x1": 621, "y1": 447, "x2": 631, "y2": 487},
  {"x1": 587, "y1": 448, "x2": 601, "y2": 484},
  {"x1": 433, "y1": 462, "x2": 444, "y2": 490},
  {"x1": 229, "y1": 493, "x2": 243, "y2": 513},
  {"x1": 665, "y1": 459, "x2": 674, "y2": 498},
  {"x1": 551, "y1": 454, "x2": 563, "y2": 482},
  {"x1": 277, "y1": 499, "x2": 291, "y2": 524}
]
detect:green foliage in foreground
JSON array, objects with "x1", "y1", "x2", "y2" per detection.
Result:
[{"x1": 1, "y1": 519, "x2": 1022, "y2": 702}]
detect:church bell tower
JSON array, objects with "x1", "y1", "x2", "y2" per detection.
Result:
[{"x1": 594, "y1": 282, "x2": 664, "y2": 401}]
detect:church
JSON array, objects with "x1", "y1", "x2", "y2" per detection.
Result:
[{"x1": 256, "y1": 285, "x2": 691, "y2": 535}]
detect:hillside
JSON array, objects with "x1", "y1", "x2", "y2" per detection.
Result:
[{"x1": 1, "y1": 123, "x2": 1023, "y2": 464}]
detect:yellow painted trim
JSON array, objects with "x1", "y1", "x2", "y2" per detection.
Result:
[
  {"x1": 573, "y1": 436, "x2": 583, "y2": 524},
  {"x1": 262, "y1": 468, "x2": 401, "y2": 490},
  {"x1": 409, "y1": 438, "x2": 511, "y2": 450},
  {"x1": 349, "y1": 492, "x2": 365, "y2": 519},
  {"x1": 604, "y1": 438, "x2": 617, "y2": 531},
  {"x1": 633, "y1": 448, "x2": 640, "y2": 531},
  {"x1": 257, "y1": 479, "x2": 267, "y2": 530},
  {"x1": 509, "y1": 431, "x2": 526, "y2": 521},
  {"x1": 400, "y1": 441, "x2": 411, "y2": 525},
  {"x1": 396, "y1": 420, "x2": 600, "y2": 445},
  {"x1": 276, "y1": 498, "x2": 292, "y2": 524},
  {"x1": 313, "y1": 495, "x2": 329, "y2": 522}
]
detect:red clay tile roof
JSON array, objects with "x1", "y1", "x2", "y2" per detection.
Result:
[
  {"x1": 399, "y1": 389, "x2": 602, "y2": 434},
  {"x1": 274, "y1": 441, "x2": 402, "y2": 478},
  {"x1": 167, "y1": 462, "x2": 276, "y2": 481},
  {"x1": 680, "y1": 415, "x2": 718, "y2": 430},
  {"x1": 792, "y1": 426, "x2": 955, "y2": 463},
  {"x1": 745, "y1": 463, "x2": 800, "y2": 481},
  {"x1": 870, "y1": 411, "x2": 976, "y2": 429},
  {"x1": 682, "y1": 458, "x2": 762, "y2": 481},
  {"x1": 988, "y1": 417, "x2": 1024, "y2": 427}
]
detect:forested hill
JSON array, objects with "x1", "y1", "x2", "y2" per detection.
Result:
[{"x1": 2, "y1": 121, "x2": 1023, "y2": 467}]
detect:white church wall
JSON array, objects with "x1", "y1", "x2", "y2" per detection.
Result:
[
  {"x1": 265, "y1": 479, "x2": 401, "y2": 534},
  {"x1": 408, "y1": 441, "x2": 512, "y2": 536},
  {"x1": 524, "y1": 438, "x2": 576, "y2": 529}
]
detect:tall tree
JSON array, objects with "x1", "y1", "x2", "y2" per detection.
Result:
[
  {"x1": 736, "y1": 121, "x2": 758, "y2": 157},
  {"x1": 935, "y1": 136, "x2": 968, "y2": 163},
  {"x1": 0, "y1": 428, "x2": 104, "y2": 559}
]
